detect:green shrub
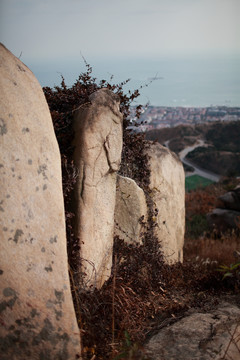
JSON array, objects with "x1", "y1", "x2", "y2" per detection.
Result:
[{"x1": 217, "y1": 251, "x2": 240, "y2": 287}]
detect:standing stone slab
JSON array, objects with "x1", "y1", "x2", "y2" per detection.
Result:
[
  {"x1": 72, "y1": 89, "x2": 123, "y2": 289},
  {"x1": 145, "y1": 142, "x2": 185, "y2": 263},
  {"x1": 114, "y1": 175, "x2": 148, "y2": 244},
  {"x1": 0, "y1": 44, "x2": 81, "y2": 359}
]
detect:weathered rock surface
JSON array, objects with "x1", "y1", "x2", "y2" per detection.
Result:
[
  {"x1": 145, "y1": 302, "x2": 240, "y2": 360},
  {"x1": 114, "y1": 175, "x2": 148, "y2": 244},
  {"x1": 145, "y1": 142, "x2": 185, "y2": 263},
  {"x1": 72, "y1": 88, "x2": 123, "y2": 289},
  {"x1": 0, "y1": 44, "x2": 81, "y2": 359}
]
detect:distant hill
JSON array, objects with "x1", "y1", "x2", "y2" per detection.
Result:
[
  {"x1": 205, "y1": 121, "x2": 240, "y2": 152},
  {"x1": 186, "y1": 147, "x2": 240, "y2": 176},
  {"x1": 145, "y1": 123, "x2": 207, "y2": 153},
  {"x1": 145, "y1": 121, "x2": 240, "y2": 176},
  {"x1": 145, "y1": 124, "x2": 201, "y2": 153}
]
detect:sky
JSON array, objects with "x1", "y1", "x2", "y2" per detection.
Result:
[{"x1": 0, "y1": 0, "x2": 240, "y2": 105}]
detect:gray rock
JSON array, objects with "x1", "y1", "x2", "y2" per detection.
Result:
[
  {"x1": 207, "y1": 208, "x2": 240, "y2": 232},
  {"x1": 72, "y1": 88, "x2": 123, "y2": 289},
  {"x1": 114, "y1": 175, "x2": 148, "y2": 245},
  {"x1": 208, "y1": 185, "x2": 240, "y2": 232},
  {"x1": 219, "y1": 187, "x2": 240, "y2": 212},
  {"x1": 145, "y1": 302, "x2": 240, "y2": 360},
  {"x1": 0, "y1": 44, "x2": 81, "y2": 359}
]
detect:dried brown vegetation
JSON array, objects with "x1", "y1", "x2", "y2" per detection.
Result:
[
  {"x1": 76, "y1": 181, "x2": 240, "y2": 359},
  {"x1": 76, "y1": 240, "x2": 234, "y2": 359},
  {"x1": 44, "y1": 66, "x2": 240, "y2": 359},
  {"x1": 43, "y1": 62, "x2": 145, "y2": 274},
  {"x1": 185, "y1": 179, "x2": 240, "y2": 266}
]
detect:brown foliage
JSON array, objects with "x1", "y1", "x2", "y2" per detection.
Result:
[
  {"x1": 185, "y1": 179, "x2": 240, "y2": 266},
  {"x1": 43, "y1": 63, "x2": 146, "y2": 272},
  {"x1": 185, "y1": 189, "x2": 216, "y2": 219},
  {"x1": 76, "y1": 235, "x2": 232, "y2": 359},
  {"x1": 44, "y1": 66, "x2": 240, "y2": 359}
]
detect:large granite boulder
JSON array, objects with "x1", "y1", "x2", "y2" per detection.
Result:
[
  {"x1": 145, "y1": 142, "x2": 185, "y2": 263},
  {"x1": 145, "y1": 301, "x2": 240, "y2": 360},
  {"x1": 207, "y1": 185, "x2": 240, "y2": 233},
  {"x1": 114, "y1": 175, "x2": 148, "y2": 245},
  {"x1": 0, "y1": 44, "x2": 81, "y2": 359},
  {"x1": 72, "y1": 88, "x2": 123, "y2": 289},
  {"x1": 218, "y1": 185, "x2": 240, "y2": 212}
]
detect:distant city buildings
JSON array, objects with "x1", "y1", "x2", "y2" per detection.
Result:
[{"x1": 130, "y1": 106, "x2": 240, "y2": 131}]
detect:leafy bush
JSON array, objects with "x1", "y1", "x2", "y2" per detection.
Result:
[
  {"x1": 218, "y1": 261, "x2": 240, "y2": 281},
  {"x1": 217, "y1": 251, "x2": 240, "y2": 288}
]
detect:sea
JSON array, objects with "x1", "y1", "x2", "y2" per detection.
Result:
[{"x1": 29, "y1": 55, "x2": 240, "y2": 108}]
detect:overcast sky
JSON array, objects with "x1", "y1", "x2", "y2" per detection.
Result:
[
  {"x1": 0, "y1": 0, "x2": 240, "y2": 106},
  {"x1": 1, "y1": 0, "x2": 240, "y2": 62}
]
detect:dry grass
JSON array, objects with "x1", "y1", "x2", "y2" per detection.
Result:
[
  {"x1": 184, "y1": 231, "x2": 240, "y2": 266},
  {"x1": 185, "y1": 178, "x2": 240, "y2": 266}
]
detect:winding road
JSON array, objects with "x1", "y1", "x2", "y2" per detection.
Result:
[{"x1": 165, "y1": 139, "x2": 221, "y2": 182}]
